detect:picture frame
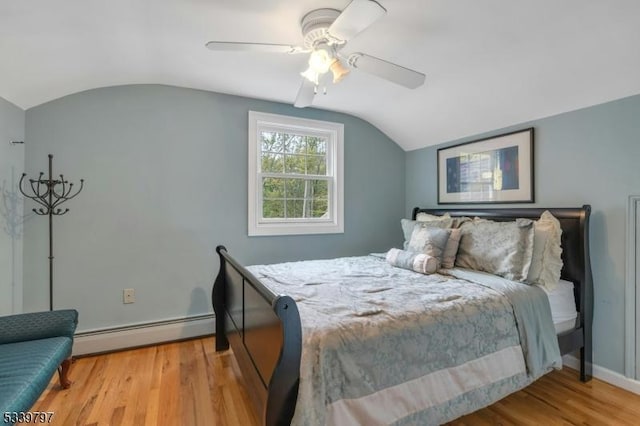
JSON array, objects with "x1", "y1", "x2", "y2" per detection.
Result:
[{"x1": 437, "y1": 128, "x2": 534, "y2": 204}]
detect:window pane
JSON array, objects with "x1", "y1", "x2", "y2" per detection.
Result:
[
  {"x1": 306, "y1": 136, "x2": 327, "y2": 154},
  {"x1": 308, "y1": 198, "x2": 328, "y2": 218},
  {"x1": 261, "y1": 152, "x2": 284, "y2": 173},
  {"x1": 306, "y1": 155, "x2": 327, "y2": 175},
  {"x1": 311, "y1": 180, "x2": 328, "y2": 198},
  {"x1": 262, "y1": 178, "x2": 285, "y2": 199},
  {"x1": 264, "y1": 132, "x2": 327, "y2": 176},
  {"x1": 285, "y1": 154, "x2": 306, "y2": 174},
  {"x1": 285, "y1": 179, "x2": 306, "y2": 198},
  {"x1": 283, "y1": 178, "x2": 328, "y2": 198},
  {"x1": 261, "y1": 176, "x2": 330, "y2": 219},
  {"x1": 285, "y1": 199, "x2": 304, "y2": 218},
  {"x1": 308, "y1": 179, "x2": 328, "y2": 218},
  {"x1": 260, "y1": 131, "x2": 284, "y2": 153},
  {"x1": 285, "y1": 134, "x2": 305, "y2": 154},
  {"x1": 263, "y1": 199, "x2": 284, "y2": 218}
]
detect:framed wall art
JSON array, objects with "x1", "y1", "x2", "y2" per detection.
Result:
[{"x1": 437, "y1": 128, "x2": 534, "y2": 204}]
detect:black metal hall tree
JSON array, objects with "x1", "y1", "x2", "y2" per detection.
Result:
[{"x1": 19, "y1": 154, "x2": 84, "y2": 311}]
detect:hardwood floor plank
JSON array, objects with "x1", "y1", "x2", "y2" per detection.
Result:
[{"x1": 26, "y1": 337, "x2": 640, "y2": 425}]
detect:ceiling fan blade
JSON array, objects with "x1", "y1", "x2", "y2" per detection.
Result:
[
  {"x1": 328, "y1": 0, "x2": 386, "y2": 42},
  {"x1": 294, "y1": 79, "x2": 316, "y2": 108},
  {"x1": 205, "y1": 41, "x2": 306, "y2": 54},
  {"x1": 347, "y1": 53, "x2": 425, "y2": 89}
]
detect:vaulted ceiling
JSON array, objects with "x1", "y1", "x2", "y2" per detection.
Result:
[{"x1": 1, "y1": 0, "x2": 639, "y2": 150}]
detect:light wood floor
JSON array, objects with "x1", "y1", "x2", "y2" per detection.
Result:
[{"x1": 28, "y1": 336, "x2": 640, "y2": 425}]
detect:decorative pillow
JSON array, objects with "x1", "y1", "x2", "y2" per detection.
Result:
[
  {"x1": 386, "y1": 248, "x2": 438, "y2": 274},
  {"x1": 415, "y1": 212, "x2": 451, "y2": 222},
  {"x1": 526, "y1": 211, "x2": 563, "y2": 290},
  {"x1": 407, "y1": 225, "x2": 451, "y2": 264},
  {"x1": 401, "y1": 218, "x2": 453, "y2": 250},
  {"x1": 451, "y1": 216, "x2": 472, "y2": 228},
  {"x1": 440, "y1": 228, "x2": 462, "y2": 269},
  {"x1": 455, "y1": 217, "x2": 535, "y2": 282}
]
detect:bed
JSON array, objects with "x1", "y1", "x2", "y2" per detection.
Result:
[{"x1": 212, "y1": 206, "x2": 593, "y2": 425}]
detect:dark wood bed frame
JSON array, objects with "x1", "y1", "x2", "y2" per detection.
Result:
[{"x1": 212, "y1": 205, "x2": 593, "y2": 425}]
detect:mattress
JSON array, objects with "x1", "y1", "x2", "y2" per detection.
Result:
[{"x1": 541, "y1": 279, "x2": 578, "y2": 334}]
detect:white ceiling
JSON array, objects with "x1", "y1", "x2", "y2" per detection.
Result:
[{"x1": 1, "y1": 0, "x2": 639, "y2": 150}]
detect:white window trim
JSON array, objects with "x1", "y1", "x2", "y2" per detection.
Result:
[{"x1": 248, "y1": 111, "x2": 344, "y2": 236}]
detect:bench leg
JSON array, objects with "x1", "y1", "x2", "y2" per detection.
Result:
[{"x1": 58, "y1": 358, "x2": 73, "y2": 389}]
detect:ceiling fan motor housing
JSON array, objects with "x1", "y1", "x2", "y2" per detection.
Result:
[{"x1": 300, "y1": 8, "x2": 341, "y2": 49}]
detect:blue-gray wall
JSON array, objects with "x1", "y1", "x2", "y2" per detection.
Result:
[
  {"x1": 23, "y1": 85, "x2": 405, "y2": 332},
  {"x1": 0, "y1": 96, "x2": 25, "y2": 315},
  {"x1": 406, "y1": 94, "x2": 640, "y2": 375},
  {"x1": 22, "y1": 82, "x2": 638, "y2": 375}
]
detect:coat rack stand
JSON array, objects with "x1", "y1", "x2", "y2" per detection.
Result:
[{"x1": 19, "y1": 154, "x2": 84, "y2": 311}]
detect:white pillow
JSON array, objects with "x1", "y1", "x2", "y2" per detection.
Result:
[
  {"x1": 526, "y1": 211, "x2": 563, "y2": 291},
  {"x1": 416, "y1": 212, "x2": 451, "y2": 222}
]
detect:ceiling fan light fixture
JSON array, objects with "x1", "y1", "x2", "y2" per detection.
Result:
[
  {"x1": 302, "y1": 44, "x2": 336, "y2": 84},
  {"x1": 330, "y1": 59, "x2": 350, "y2": 83},
  {"x1": 301, "y1": 67, "x2": 320, "y2": 85},
  {"x1": 307, "y1": 46, "x2": 333, "y2": 74}
]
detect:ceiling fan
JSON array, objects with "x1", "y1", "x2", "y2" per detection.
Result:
[{"x1": 205, "y1": 0, "x2": 426, "y2": 108}]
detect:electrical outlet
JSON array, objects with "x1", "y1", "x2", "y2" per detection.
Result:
[{"x1": 123, "y1": 288, "x2": 135, "y2": 304}]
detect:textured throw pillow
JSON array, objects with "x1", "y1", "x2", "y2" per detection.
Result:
[
  {"x1": 451, "y1": 216, "x2": 472, "y2": 229},
  {"x1": 526, "y1": 211, "x2": 563, "y2": 290},
  {"x1": 440, "y1": 228, "x2": 462, "y2": 269},
  {"x1": 456, "y1": 217, "x2": 535, "y2": 282},
  {"x1": 407, "y1": 225, "x2": 451, "y2": 264},
  {"x1": 401, "y1": 218, "x2": 453, "y2": 250},
  {"x1": 386, "y1": 248, "x2": 438, "y2": 274}
]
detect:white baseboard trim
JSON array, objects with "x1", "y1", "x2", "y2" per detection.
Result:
[
  {"x1": 563, "y1": 355, "x2": 640, "y2": 395},
  {"x1": 73, "y1": 314, "x2": 215, "y2": 356}
]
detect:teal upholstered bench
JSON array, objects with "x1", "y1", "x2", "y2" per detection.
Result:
[{"x1": 0, "y1": 310, "x2": 78, "y2": 421}]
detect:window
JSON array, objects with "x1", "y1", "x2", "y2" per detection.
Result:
[{"x1": 248, "y1": 111, "x2": 344, "y2": 236}]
